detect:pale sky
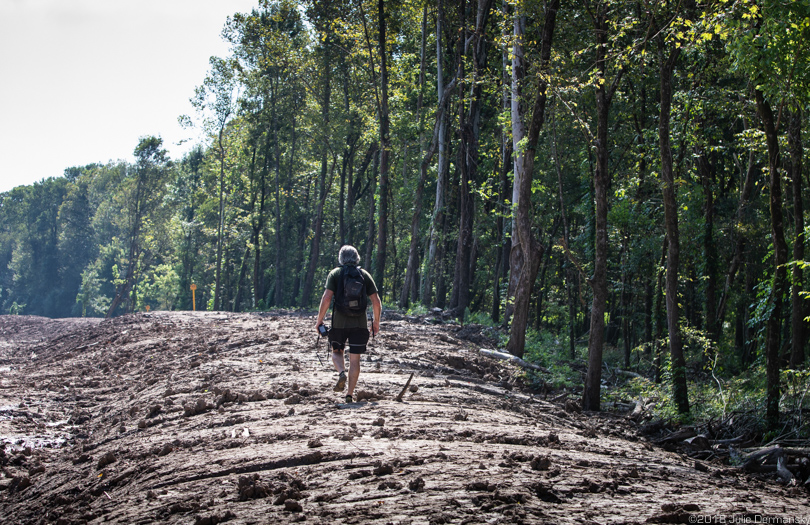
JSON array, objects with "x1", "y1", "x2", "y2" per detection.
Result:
[{"x1": 0, "y1": 0, "x2": 260, "y2": 193}]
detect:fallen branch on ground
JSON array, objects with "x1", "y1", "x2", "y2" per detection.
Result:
[
  {"x1": 478, "y1": 349, "x2": 549, "y2": 373},
  {"x1": 396, "y1": 373, "x2": 414, "y2": 402}
]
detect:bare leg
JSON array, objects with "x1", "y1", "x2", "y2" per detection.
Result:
[
  {"x1": 332, "y1": 349, "x2": 345, "y2": 373},
  {"x1": 347, "y1": 353, "x2": 361, "y2": 396}
]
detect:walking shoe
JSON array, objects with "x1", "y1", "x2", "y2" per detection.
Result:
[
  {"x1": 334, "y1": 371, "x2": 347, "y2": 392},
  {"x1": 345, "y1": 394, "x2": 353, "y2": 404}
]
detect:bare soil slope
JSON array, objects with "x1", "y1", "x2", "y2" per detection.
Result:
[{"x1": 0, "y1": 312, "x2": 807, "y2": 524}]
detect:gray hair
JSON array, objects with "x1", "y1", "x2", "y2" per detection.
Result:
[{"x1": 338, "y1": 245, "x2": 360, "y2": 266}]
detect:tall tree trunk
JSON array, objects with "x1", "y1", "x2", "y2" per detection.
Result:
[
  {"x1": 366, "y1": 152, "x2": 378, "y2": 270},
  {"x1": 375, "y1": 0, "x2": 391, "y2": 289},
  {"x1": 300, "y1": 58, "x2": 332, "y2": 307},
  {"x1": 252, "y1": 128, "x2": 268, "y2": 309},
  {"x1": 233, "y1": 245, "x2": 251, "y2": 312},
  {"x1": 644, "y1": 274, "x2": 653, "y2": 358},
  {"x1": 302, "y1": 156, "x2": 334, "y2": 307},
  {"x1": 653, "y1": 237, "x2": 667, "y2": 383},
  {"x1": 583, "y1": 3, "x2": 614, "y2": 411},
  {"x1": 493, "y1": 10, "x2": 512, "y2": 323},
  {"x1": 452, "y1": 0, "x2": 493, "y2": 318},
  {"x1": 755, "y1": 89, "x2": 788, "y2": 430},
  {"x1": 399, "y1": 5, "x2": 430, "y2": 308},
  {"x1": 552, "y1": 107, "x2": 575, "y2": 356},
  {"x1": 424, "y1": 0, "x2": 451, "y2": 306},
  {"x1": 789, "y1": 109, "x2": 805, "y2": 368},
  {"x1": 401, "y1": 69, "x2": 457, "y2": 308},
  {"x1": 339, "y1": 52, "x2": 359, "y2": 248},
  {"x1": 533, "y1": 222, "x2": 559, "y2": 331},
  {"x1": 699, "y1": 152, "x2": 719, "y2": 342},
  {"x1": 659, "y1": 40, "x2": 689, "y2": 414},
  {"x1": 506, "y1": 0, "x2": 559, "y2": 358},
  {"x1": 436, "y1": 207, "x2": 449, "y2": 308},
  {"x1": 214, "y1": 129, "x2": 226, "y2": 311},
  {"x1": 291, "y1": 152, "x2": 311, "y2": 304},
  {"x1": 717, "y1": 107, "x2": 758, "y2": 328},
  {"x1": 620, "y1": 231, "x2": 631, "y2": 369},
  {"x1": 276, "y1": 111, "x2": 297, "y2": 306},
  {"x1": 350, "y1": 143, "x2": 376, "y2": 250}
]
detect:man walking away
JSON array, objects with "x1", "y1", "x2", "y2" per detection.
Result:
[{"x1": 315, "y1": 245, "x2": 381, "y2": 403}]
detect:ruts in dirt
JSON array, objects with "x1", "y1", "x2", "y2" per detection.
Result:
[{"x1": 1, "y1": 311, "x2": 807, "y2": 524}]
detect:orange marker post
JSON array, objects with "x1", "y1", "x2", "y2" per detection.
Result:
[{"x1": 190, "y1": 283, "x2": 197, "y2": 311}]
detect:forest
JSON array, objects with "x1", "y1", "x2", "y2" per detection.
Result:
[{"x1": 1, "y1": 0, "x2": 809, "y2": 435}]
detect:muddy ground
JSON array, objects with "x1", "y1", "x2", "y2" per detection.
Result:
[{"x1": 0, "y1": 311, "x2": 807, "y2": 524}]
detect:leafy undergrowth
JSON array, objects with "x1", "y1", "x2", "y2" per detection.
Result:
[
  {"x1": 604, "y1": 365, "x2": 810, "y2": 444},
  {"x1": 452, "y1": 309, "x2": 810, "y2": 447}
]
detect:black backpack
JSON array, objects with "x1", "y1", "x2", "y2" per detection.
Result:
[{"x1": 334, "y1": 265, "x2": 368, "y2": 317}]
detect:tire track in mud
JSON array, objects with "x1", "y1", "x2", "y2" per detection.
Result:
[{"x1": 1, "y1": 311, "x2": 808, "y2": 524}]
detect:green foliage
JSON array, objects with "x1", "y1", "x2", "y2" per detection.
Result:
[
  {"x1": 406, "y1": 304, "x2": 428, "y2": 316},
  {"x1": 521, "y1": 328, "x2": 577, "y2": 389},
  {"x1": 466, "y1": 309, "x2": 500, "y2": 329},
  {"x1": 138, "y1": 263, "x2": 181, "y2": 311},
  {"x1": 607, "y1": 359, "x2": 810, "y2": 438}
]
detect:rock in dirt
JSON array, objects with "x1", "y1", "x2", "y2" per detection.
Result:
[
  {"x1": 96, "y1": 451, "x2": 116, "y2": 470},
  {"x1": 10, "y1": 476, "x2": 31, "y2": 493},
  {"x1": 284, "y1": 499, "x2": 303, "y2": 512},
  {"x1": 284, "y1": 394, "x2": 301, "y2": 405},
  {"x1": 249, "y1": 391, "x2": 267, "y2": 402},
  {"x1": 356, "y1": 390, "x2": 378, "y2": 402},
  {"x1": 662, "y1": 503, "x2": 701, "y2": 513},
  {"x1": 373, "y1": 462, "x2": 394, "y2": 476},
  {"x1": 195, "y1": 510, "x2": 236, "y2": 525},
  {"x1": 532, "y1": 482, "x2": 564, "y2": 503},
  {"x1": 466, "y1": 481, "x2": 497, "y2": 492},
  {"x1": 409, "y1": 476, "x2": 425, "y2": 492},
  {"x1": 237, "y1": 474, "x2": 272, "y2": 501},
  {"x1": 531, "y1": 455, "x2": 551, "y2": 471},
  {"x1": 73, "y1": 453, "x2": 91, "y2": 465},
  {"x1": 156, "y1": 443, "x2": 173, "y2": 457}
]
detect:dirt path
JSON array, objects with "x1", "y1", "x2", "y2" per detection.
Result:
[{"x1": 1, "y1": 312, "x2": 807, "y2": 524}]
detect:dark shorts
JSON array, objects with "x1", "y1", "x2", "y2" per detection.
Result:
[{"x1": 329, "y1": 327, "x2": 369, "y2": 354}]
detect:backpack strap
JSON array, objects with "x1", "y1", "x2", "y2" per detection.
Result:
[{"x1": 332, "y1": 265, "x2": 347, "y2": 316}]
